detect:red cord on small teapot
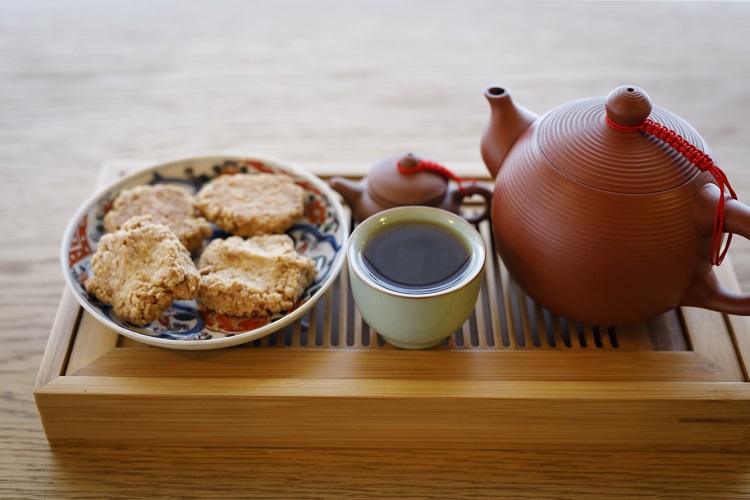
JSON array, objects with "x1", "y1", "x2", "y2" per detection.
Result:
[
  {"x1": 606, "y1": 116, "x2": 737, "y2": 265},
  {"x1": 397, "y1": 158, "x2": 476, "y2": 196}
]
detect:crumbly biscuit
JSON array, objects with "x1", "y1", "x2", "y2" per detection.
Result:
[
  {"x1": 197, "y1": 235, "x2": 317, "y2": 317},
  {"x1": 85, "y1": 216, "x2": 201, "y2": 325},
  {"x1": 195, "y1": 173, "x2": 305, "y2": 237},
  {"x1": 104, "y1": 184, "x2": 212, "y2": 253}
]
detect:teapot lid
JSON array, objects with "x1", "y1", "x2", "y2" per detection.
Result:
[
  {"x1": 538, "y1": 86, "x2": 708, "y2": 194},
  {"x1": 367, "y1": 153, "x2": 448, "y2": 205}
]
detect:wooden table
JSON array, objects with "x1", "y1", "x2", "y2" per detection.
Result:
[{"x1": 4, "y1": 0, "x2": 750, "y2": 497}]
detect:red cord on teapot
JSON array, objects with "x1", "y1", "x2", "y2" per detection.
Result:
[
  {"x1": 606, "y1": 115, "x2": 737, "y2": 265},
  {"x1": 397, "y1": 158, "x2": 476, "y2": 196}
]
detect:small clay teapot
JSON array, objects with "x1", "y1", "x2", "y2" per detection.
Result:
[
  {"x1": 481, "y1": 84, "x2": 750, "y2": 326},
  {"x1": 329, "y1": 153, "x2": 492, "y2": 223}
]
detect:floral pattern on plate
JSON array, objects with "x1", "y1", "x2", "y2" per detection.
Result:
[{"x1": 62, "y1": 153, "x2": 348, "y2": 350}]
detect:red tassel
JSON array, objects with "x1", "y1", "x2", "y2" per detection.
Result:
[
  {"x1": 606, "y1": 115, "x2": 737, "y2": 265},
  {"x1": 397, "y1": 158, "x2": 476, "y2": 196}
]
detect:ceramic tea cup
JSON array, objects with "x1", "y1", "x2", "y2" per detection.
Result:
[{"x1": 347, "y1": 206, "x2": 486, "y2": 349}]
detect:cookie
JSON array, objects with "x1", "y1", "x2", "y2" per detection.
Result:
[
  {"x1": 85, "y1": 216, "x2": 201, "y2": 325},
  {"x1": 194, "y1": 173, "x2": 305, "y2": 237},
  {"x1": 197, "y1": 234, "x2": 317, "y2": 317},
  {"x1": 104, "y1": 184, "x2": 212, "y2": 253}
]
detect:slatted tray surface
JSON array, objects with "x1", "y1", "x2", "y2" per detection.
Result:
[
  {"x1": 35, "y1": 161, "x2": 750, "y2": 450},
  {"x1": 117, "y1": 218, "x2": 685, "y2": 354}
]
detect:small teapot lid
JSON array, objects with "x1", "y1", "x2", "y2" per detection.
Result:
[
  {"x1": 367, "y1": 153, "x2": 448, "y2": 206},
  {"x1": 538, "y1": 86, "x2": 708, "y2": 194}
]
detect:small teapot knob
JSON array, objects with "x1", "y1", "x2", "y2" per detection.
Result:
[
  {"x1": 397, "y1": 153, "x2": 420, "y2": 171},
  {"x1": 605, "y1": 86, "x2": 652, "y2": 127}
]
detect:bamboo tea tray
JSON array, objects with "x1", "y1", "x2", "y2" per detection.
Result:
[{"x1": 35, "y1": 160, "x2": 750, "y2": 450}]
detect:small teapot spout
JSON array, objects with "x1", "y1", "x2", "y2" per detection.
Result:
[
  {"x1": 480, "y1": 86, "x2": 538, "y2": 179},
  {"x1": 329, "y1": 176, "x2": 364, "y2": 209}
]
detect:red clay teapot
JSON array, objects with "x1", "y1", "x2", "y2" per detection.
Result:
[
  {"x1": 481, "y1": 84, "x2": 750, "y2": 326},
  {"x1": 330, "y1": 152, "x2": 492, "y2": 223}
]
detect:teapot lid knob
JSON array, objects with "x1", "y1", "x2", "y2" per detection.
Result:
[
  {"x1": 397, "y1": 153, "x2": 419, "y2": 171},
  {"x1": 605, "y1": 86, "x2": 652, "y2": 127}
]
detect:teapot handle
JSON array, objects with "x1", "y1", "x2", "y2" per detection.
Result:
[
  {"x1": 450, "y1": 183, "x2": 493, "y2": 224},
  {"x1": 680, "y1": 185, "x2": 750, "y2": 314}
]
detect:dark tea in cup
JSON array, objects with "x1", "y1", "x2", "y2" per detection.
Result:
[{"x1": 361, "y1": 221, "x2": 471, "y2": 294}]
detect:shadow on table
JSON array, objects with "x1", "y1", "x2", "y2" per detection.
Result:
[{"x1": 49, "y1": 446, "x2": 750, "y2": 498}]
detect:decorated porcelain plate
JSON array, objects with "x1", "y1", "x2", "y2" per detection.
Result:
[{"x1": 61, "y1": 152, "x2": 348, "y2": 350}]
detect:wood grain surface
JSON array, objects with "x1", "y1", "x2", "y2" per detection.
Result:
[{"x1": 4, "y1": 0, "x2": 750, "y2": 498}]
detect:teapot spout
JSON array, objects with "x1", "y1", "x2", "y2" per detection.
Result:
[
  {"x1": 329, "y1": 176, "x2": 364, "y2": 209},
  {"x1": 480, "y1": 86, "x2": 538, "y2": 179}
]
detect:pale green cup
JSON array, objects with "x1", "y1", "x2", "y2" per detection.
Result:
[{"x1": 347, "y1": 206, "x2": 486, "y2": 349}]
